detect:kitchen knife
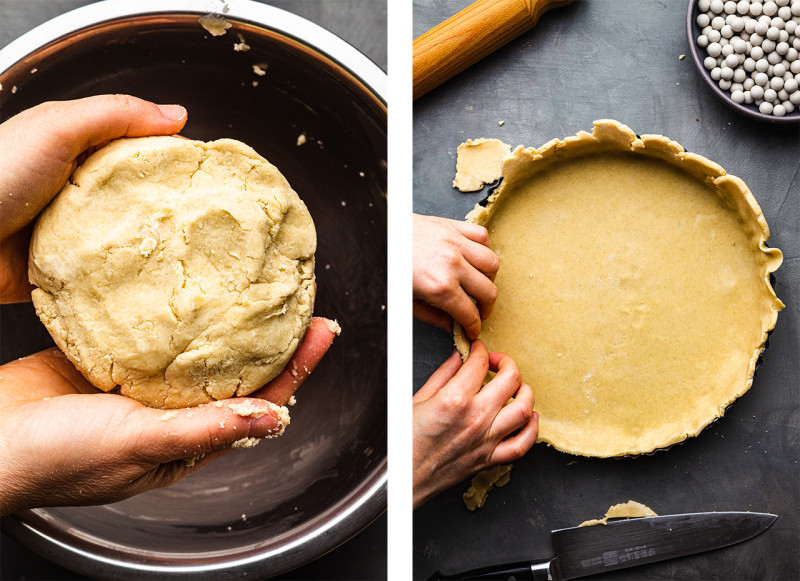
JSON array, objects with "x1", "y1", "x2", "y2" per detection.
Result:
[{"x1": 428, "y1": 511, "x2": 777, "y2": 580}]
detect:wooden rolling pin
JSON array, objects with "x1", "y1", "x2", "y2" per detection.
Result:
[{"x1": 413, "y1": 0, "x2": 575, "y2": 99}]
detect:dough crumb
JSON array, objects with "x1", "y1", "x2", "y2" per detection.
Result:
[
  {"x1": 228, "y1": 400, "x2": 269, "y2": 418},
  {"x1": 463, "y1": 464, "x2": 512, "y2": 511},
  {"x1": 233, "y1": 35, "x2": 250, "y2": 52},
  {"x1": 579, "y1": 500, "x2": 658, "y2": 527},
  {"x1": 198, "y1": 14, "x2": 232, "y2": 36},
  {"x1": 228, "y1": 400, "x2": 291, "y2": 436},
  {"x1": 252, "y1": 63, "x2": 267, "y2": 76},
  {"x1": 325, "y1": 319, "x2": 343, "y2": 335},
  {"x1": 160, "y1": 410, "x2": 179, "y2": 421},
  {"x1": 11, "y1": 85, "x2": 18, "y2": 94},
  {"x1": 296, "y1": 133, "x2": 307, "y2": 146},
  {"x1": 452, "y1": 138, "x2": 511, "y2": 192},
  {"x1": 679, "y1": 54, "x2": 685, "y2": 60},
  {"x1": 498, "y1": 120, "x2": 505, "y2": 126},
  {"x1": 231, "y1": 437, "x2": 261, "y2": 448},
  {"x1": 287, "y1": 395, "x2": 297, "y2": 406},
  {"x1": 183, "y1": 453, "x2": 205, "y2": 467}
]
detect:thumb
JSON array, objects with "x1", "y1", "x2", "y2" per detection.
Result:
[
  {"x1": 413, "y1": 350, "x2": 463, "y2": 403},
  {"x1": 0, "y1": 94, "x2": 188, "y2": 240},
  {"x1": 128, "y1": 398, "x2": 291, "y2": 464},
  {"x1": 26, "y1": 94, "x2": 188, "y2": 157}
]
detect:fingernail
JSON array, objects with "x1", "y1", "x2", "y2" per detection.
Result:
[{"x1": 157, "y1": 104, "x2": 187, "y2": 121}]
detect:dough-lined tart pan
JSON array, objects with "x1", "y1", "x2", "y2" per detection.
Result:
[{"x1": 455, "y1": 120, "x2": 783, "y2": 458}]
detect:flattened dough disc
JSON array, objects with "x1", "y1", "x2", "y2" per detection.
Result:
[{"x1": 29, "y1": 136, "x2": 316, "y2": 409}]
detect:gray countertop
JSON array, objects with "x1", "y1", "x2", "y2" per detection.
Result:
[
  {"x1": 0, "y1": 1, "x2": 386, "y2": 580},
  {"x1": 413, "y1": 0, "x2": 798, "y2": 580}
]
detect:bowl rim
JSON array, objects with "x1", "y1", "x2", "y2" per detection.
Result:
[
  {"x1": 0, "y1": 0, "x2": 387, "y2": 578},
  {"x1": 2, "y1": 462, "x2": 387, "y2": 579},
  {"x1": 685, "y1": 0, "x2": 800, "y2": 124},
  {"x1": 0, "y1": 0, "x2": 387, "y2": 105}
]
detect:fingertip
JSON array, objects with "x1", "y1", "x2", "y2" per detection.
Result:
[
  {"x1": 146, "y1": 398, "x2": 289, "y2": 460},
  {"x1": 460, "y1": 340, "x2": 489, "y2": 380},
  {"x1": 206, "y1": 400, "x2": 288, "y2": 449},
  {"x1": 157, "y1": 104, "x2": 188, "y2": 123},
  {"x1": 456, "y1": 222, "x2": 490, "y2": 245},
  {"x1": 478, "y1": 301, "x2": 494, "y2": 321},
  {"x1": 488, "y1": 351, "x2": 514, "y2": 371},
  {"x1": 441, "y1": 349, "x2": 465, "y2": 374},
  {"x1": 469, "y1": 339, "x2": 487, "y2": 355},
  {"x1": 246, "y1": 409, "x2": 289, "y2": 439},
  {"x1": 313, "y1": 316, "x2": 339, "y2": 345}
]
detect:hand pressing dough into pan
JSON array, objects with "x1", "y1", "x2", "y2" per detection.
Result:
[
  {"x1": 455, "y1": 120, "x2": 783, "y2": 458},
  {"x1": 29, "y1": 136, "x2": 316, "y2": 409}
]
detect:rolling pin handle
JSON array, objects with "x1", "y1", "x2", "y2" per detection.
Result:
[{"x1": 412, "y1": 0, "x2": 575, "y2": 99}]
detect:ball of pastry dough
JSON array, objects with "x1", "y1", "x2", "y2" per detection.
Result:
[{"x1": 29, "y1": 136, "x2": 316, "y2": 409}]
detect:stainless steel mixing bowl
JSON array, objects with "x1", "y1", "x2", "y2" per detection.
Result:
[{"x1": 0, "y1": 1, "x2": 386, "y2": 578}]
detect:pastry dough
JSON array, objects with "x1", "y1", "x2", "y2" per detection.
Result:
[
  {"x1": 455, "y1": 120, "x2": 783, "y2": 457},
  {"x1": 29, "y1": 136, "x2": 315, "y2": 409},
  {"x1": 453, "y1": 138, "x2": 511, "y2": 192},
  {"x1": 462, "y1": 464, "x2": 512, "y2": 511},
  {"x1": 579, "y1": 500, "x2": 658, "y2": 527}
]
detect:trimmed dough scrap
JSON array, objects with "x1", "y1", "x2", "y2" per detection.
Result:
[
  {"x1": 452, "y1": 138, "x2": 511, "y2": 192},
  {"x1": 455, "y1": 120, "x2": 783, "y2": 457},
  {"x1": 29, "y1": 136, "x2": 316, "y2": 409},
  {"x1": 579, "y1": 500, "x2": 658, "y2": 527},
  {"x1": 462, "y1": 464, "x2": 512, "y2": 511}
]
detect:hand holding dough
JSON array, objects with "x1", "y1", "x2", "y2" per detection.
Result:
[
  {"x1": 412, "y1": 341, "x2": 537, "y2": 509},
  {"x1": 0, "y1": 96, "x2": 337, "y2": 514},
  {"x1": 0, "y1": 342, "x2": 331, "y2": 516},
  {"x1": 0, "y1": 95, "x2": 188, "y2": 303}
]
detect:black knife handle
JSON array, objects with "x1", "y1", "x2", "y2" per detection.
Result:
[{"x1": 428, "y1": 559, "x2": 553, "y2": 581}]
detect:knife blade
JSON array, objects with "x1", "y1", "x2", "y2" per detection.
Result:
[{"x1": 428, "y1": 511, "x2": 777, "y2": 580}]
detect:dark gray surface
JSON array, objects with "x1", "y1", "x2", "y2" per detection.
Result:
[
  {"x1": 413, "y1": 1, "x2": 799, "y2": 580},
  {"x1": 0, "y1": 1, "x2": 387, "y2": 580}
]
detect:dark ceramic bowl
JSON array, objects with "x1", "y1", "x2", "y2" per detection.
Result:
[
  {"x1": 0, "y1": 0, "x2": 386, "y2": 579},
  {"x1": 686, "y1": 0, "x2": 800, "y2": 123}
]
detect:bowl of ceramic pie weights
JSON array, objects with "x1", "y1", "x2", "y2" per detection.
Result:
[{"x1": 687, "y1": 0, "x2": 800, "y2": 122}]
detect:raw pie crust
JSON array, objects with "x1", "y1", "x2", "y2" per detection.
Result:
[{"x1": 455, "y1": 120, "x2": 783, "y2": 457}]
